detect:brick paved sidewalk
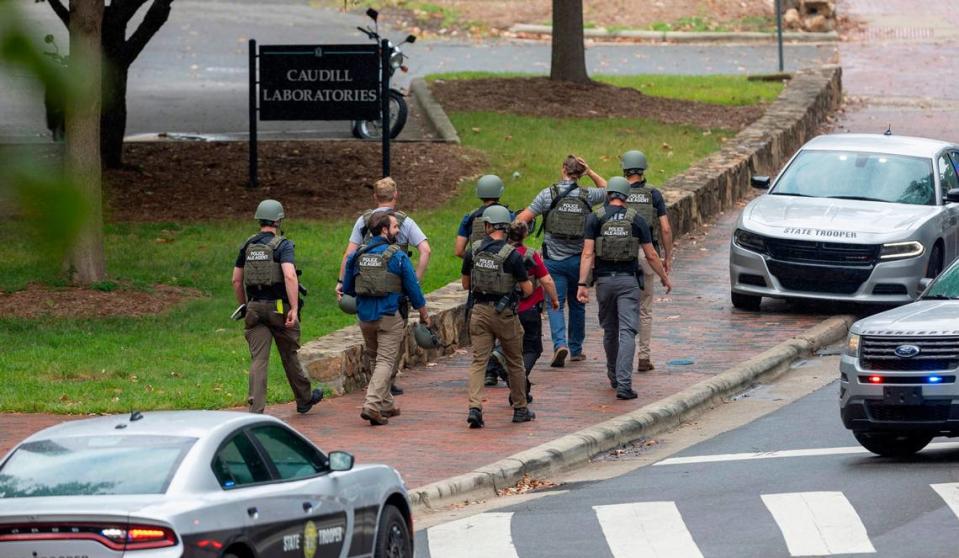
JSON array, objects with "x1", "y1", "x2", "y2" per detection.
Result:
[{"x1": 0, "y1": 201, "x2": 827, "y2": 489}]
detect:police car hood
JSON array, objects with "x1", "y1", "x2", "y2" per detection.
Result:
[
  {"x1": 744, "y1": 194, "x2": 937, "y2": 240},
  {"x1": 853, "y1": 300, "x2": 959, "y2": 335}
]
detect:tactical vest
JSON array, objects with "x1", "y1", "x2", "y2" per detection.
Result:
[
  {"x1": 243, "y1": 234, "x2": 285, "y2": 291},
  {"x1": 361, "y1": 209, "x2": 409, "y2": 253},
  {"x1": 593, "y1": 207, "x2": 640, "y2": 263},
  {"x1": 543, "y1": 185, "x2": 592, "y2": 239},
  {"x1": 626, "y1": 184, "x2": 660, "y2": 245},
  {"x1": 354, "y1": 244, "x2": 403, "y2": 297},
  {"x1": 471, "y1": 242, "x2": 517, "y2": 296},
  {"x1": 467, "y1": 203, "x2": 507, "y2": 245}
]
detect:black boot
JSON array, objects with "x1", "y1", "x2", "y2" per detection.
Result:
[
  {"x1": 390, "y1": 383, "x2": 404, "y2": 396},
  {"x1": 296, "y1": 389, "x2": 324, "y2": 414},
  {"x1": 512, "y1": 407, "x2": 536, "y2": 423},
  {"x1": 616, "y1": 387, "x2": 638, "y2": 400},
  {"x1": 467, "y1": 407, "x2": 485, "y2": 429},
  {"x1": 484, "y1": 369, "x2": 499, "y2": 387}
]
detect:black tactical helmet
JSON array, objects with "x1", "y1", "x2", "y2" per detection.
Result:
[
  {"x1": 412, "y1": 322, "x2": 442, "y2": 350},
  {"x1": 338, "y1": 294, "x2": 358, "y2": 315}
]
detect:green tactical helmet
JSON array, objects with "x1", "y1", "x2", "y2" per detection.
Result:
[
  {"x1": 476, "y1": 174, "x2": 505, "y2": 199},
  {"x1": 254, "y1": 199, "x2": 285, "y2": 222},
  {"x1": 607, "y1": 176, "x2": 631, "y2": 198},
  {"x1": 621, "y1": 150, "x2": 648, "y2": 173},
  {"x1": 338, "y1": 294, "x2": 358, "y2": 315},
  {"x1": 413, "y1": 322, "x2": 442, "y2": 349},
  {"x1": 481, "y1": 205, "x2": 512, "y2": 226}
]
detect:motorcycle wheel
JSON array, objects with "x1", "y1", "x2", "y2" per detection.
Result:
[{"x1": 352, "y1": 90, "x2": 408, "y2": 140}]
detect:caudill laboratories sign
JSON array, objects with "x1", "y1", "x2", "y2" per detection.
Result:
[{"x1": 258, "y1": 44, "x2": 379, "y2": 121}]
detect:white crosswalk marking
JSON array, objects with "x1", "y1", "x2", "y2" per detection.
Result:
[
  {"x1": 931, "y1": 483, "x2": 959, "y2": 519},
  {"x1": 762, "y1": 492, "x2": 876, "y2": 556},
  {"x1": 593, "y1": 502, "x2": 704, "y2": 558},
  {"x1": 426, "y1": 512, "x2": 519, "y2": 558}
]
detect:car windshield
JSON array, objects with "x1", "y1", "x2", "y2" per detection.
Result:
[
  {"x1": 924, "y1": 264, "x2": 959, "y2": 299},
  {"x1": 772, "y1": 150, "x2": 936, "y2": 205},
  {"x1": 0, "y1": 435, "x2": 195, "y2": 497}
]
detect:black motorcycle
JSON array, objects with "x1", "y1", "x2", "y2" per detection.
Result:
[
  {"x1": 42, "y1": 34, "x2": 67, "y2": 142},
  {"x1": 351, "y1": 9, "x2": 416, "y2": 140}
]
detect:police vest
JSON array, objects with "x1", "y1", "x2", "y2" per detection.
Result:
[
  {"x1": 467, "y1": 203, "x2": 508, "y2": 245},
  {"x1": 543, "y1": 185, "x2": 591, "y2": 239},
  {"x1": 361, "y1": 209, "x2": 410, "y2": 253},
  {"x1": 626, "y1": 184, "x2": 660, "y2": 245},
  {"x1": 593, "y1": 207, "x2": 640, "y2": 263},
  {"x1": 354, "y1": 244, "x2": 403, "y2": 297},
  {"x1": 243, "y1": 234, "x2": 285, "y2": 292},
  {"x1": 470, "y1": 241, "x2": 517, "y2": 297}
]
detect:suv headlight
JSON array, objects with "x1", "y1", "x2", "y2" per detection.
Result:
[
  {"x1": 845, "y1": 333, "x2": 860, "y2": 357},
  {"x1": 880, "y1": 241, "x2": 924, "y2": 260},
  {"x1": 734, "y1": 229, "x2": 766, "y2": 253}
]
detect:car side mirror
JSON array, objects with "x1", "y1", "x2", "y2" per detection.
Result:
[
  {"x1": 328, "y1": 451, "x2": 354, "y2": 472},
  {"x1": 945, "y1": 188, "x2": 959, "y2": 203},
  {"x1": 918, "y1": 277, "x2": 933, "y2": 294},
  {"x1": 751, "y1": 176, "x2": 771, "y2": 189}
]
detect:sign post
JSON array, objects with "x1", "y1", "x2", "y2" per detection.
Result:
[
  {"x1": 249, "y1": 39, "x2": 258, "y2": 188},
  {"x1": 380, "y1": 38, "x2": 390, "y2": 178}
]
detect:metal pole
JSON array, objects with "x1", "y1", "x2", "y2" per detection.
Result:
[
  {"x1": 248, "y1": 39, "x2": 258, "y2": 188},
  {"x1": 381, "y1": 38, "x2": 390, "y2": 178},
  {"x1": 775, "y1": 0, "x2": 784, "y2": 73}
]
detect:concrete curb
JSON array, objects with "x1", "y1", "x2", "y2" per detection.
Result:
[
  {"x1": 410, "y1": 78, "x2": 460, "y2": 144},
  {"x1": 410, "y1": 314, "x2": 855, "y2": 512},
  {"x1": 509, "y1": 24, "x2": 840, "y2": 43}
]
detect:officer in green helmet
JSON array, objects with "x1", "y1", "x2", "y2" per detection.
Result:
[
  {"x1": 454, "y1": 174, "x2": 513, "y2": 258},
  {"x1": 576, "y1": 178, "x2": 672, "y2": 400},
  {"x1": 621, "y1": 150, "x2": 673, "y2": 372},
  {"x1": 461, "y1": 205, "x2": 535, "y2": 428},
  {"x1": 232, "y1": 199, "x2": 323, "y2": 414}
]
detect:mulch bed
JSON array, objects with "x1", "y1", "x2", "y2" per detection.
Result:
[
  {"x1": 430, "y1": 76, "x2": 764, "y2": 131},
  {"x1": 0, "y1": 284, "x2": 203, "y2": 319},
  {"x1": 104, "y1": 142, "x2": 486, "y2": 222}
]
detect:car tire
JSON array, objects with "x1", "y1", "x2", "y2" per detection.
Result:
[
  {"x1": 853, "y1": 431, "x2": 933, "y2": 457},
  {"x1": 374, "y1": 505, "x2": 412, "y2": 558},
  {"x1": 731, "y1": 291, "x2": 762, "y2": 311},
  {"x1": 926, "y1": 243, "x2": 944, "y2": 279}
]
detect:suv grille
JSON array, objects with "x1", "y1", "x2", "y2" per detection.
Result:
[
  {"x1": 861, "y1": 336, "x2": 959, "y2": 371},
  {"x1": 765, "y1": 238, "x2": 880, "y2": 265}
]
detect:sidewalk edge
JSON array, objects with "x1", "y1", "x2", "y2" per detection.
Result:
[
  {"x1": 409, "y1": 314, "x2": 855, "y2": 512},
  {"x1": 410, "y1": 77, "x2": 461, "y2": 144},
  {"x1": 509, "y1": 24, "x2": 839, "y2": 43}
]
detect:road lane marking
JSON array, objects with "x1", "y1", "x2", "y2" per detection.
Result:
[
  {"x1": 426, "y1": 512, "x2": 518, "y2": 558},
  {"x1": 762, "y1": 492, "x2": 875, "y2": 556},
  {"x1": 593, "y1": 502, "x2": 704, "y2": 558},
  {"x1": 931, "y1": 483, "x2": 959, "y2": 520},
  {"x1": 654, "y1": 442, "x2": 959, "y2": 466}
]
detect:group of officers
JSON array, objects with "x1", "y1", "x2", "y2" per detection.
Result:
[{"x1": 232, "y1": 150, "x2": 675, "y2": 428}]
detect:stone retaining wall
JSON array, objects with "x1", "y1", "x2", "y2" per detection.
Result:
[{"x1": 298, "y1": 65, "x2": 843, "y2": 394}]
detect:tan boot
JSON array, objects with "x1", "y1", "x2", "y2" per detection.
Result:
[
  {"x1": 360, "y1": 407, "x2": 389, "y2": 425},
  {"x1": 636, "y1": 359, "x2": 655, "y2": 372},
  {"x1": 382, "y1": 407, "x2": 402, "y2": 418}
]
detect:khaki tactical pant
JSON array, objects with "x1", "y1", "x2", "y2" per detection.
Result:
[
  {"x1": 468, "y1": 303, "x2": 528, "y2": 410},
  {"x1": 244, "y1": 300, "x2": 313, "y2": 414},
  {"x1": 359, "y1": 312, "x2": 405, "y2": 413},
  {"x1": 637, "y1": 257, "x2": 655, "y2": 361}
]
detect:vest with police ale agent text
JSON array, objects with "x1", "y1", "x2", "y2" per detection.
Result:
[
  {"x1": 355, "y1": 244, "x2": 404, "y2": 297},
  {"x1": 543, "y1": 185, "x2": 592, "y2": 240},
  {"x1": 361, "y1": 209, "x2": 409, "y2": 254},
  {"x1": 243, "y1": 235, "x2": 285, "y2": 291},
  {"x1": 471, "y1": 242, "x2": 518, "y2": 297},
  {"x1": 626, "y1": 184, "x2": 660, "y2": 246},
  {"x1": 594, "y1": 207, "x2": 640, "y2": 263}
]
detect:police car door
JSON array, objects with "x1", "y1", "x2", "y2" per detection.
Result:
[{"x1": 246, "y1": 424, "x2": 349, "y2": 558}]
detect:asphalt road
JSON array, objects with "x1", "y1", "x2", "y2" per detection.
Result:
[
  {"x1": 1, "y1": 1, "x2": 836, "y2": 142},
  {"x1": 415, "y1": 357, "x2": 959, "y2": 557}
]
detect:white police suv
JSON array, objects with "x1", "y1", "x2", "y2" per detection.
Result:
[{"x1": 730, "y1": 134, "x2": 959, "y2": 310}]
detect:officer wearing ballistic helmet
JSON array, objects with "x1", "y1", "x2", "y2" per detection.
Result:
[
  {"x1": 455, "y1": 174, "x2": 513, "y2": 258},
  {"x1": 622, "y1": 150, "x2": 673, "y2": 372},
  {"x1": 343, "y1": 210, "x2": 430, "y2": 426},
  {"x1": 576, "y1": 178, "x2": 672, "y2": 400},
  {"x1": 232, "y1": 199, "x2": 323, "y2": 414},
  {"x1": 461, "y1": 205, "x2": 535, "y2": 428}
]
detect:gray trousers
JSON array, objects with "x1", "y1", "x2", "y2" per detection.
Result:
[{"x1": 596, "y1": 275, "x2": 641, "y2": 390}]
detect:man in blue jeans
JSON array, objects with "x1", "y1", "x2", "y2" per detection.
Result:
[{"x1": 517, "y1": 155, "x2": 607, "y2": 367}]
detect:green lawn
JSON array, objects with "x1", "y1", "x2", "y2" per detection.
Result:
[{"x1": 0, "y1": 75, "x2": 752, "y2": 413}]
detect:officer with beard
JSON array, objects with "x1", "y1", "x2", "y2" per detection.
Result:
[{"x1": 343, "y1": 210, "x2": 430, "y2": 426}]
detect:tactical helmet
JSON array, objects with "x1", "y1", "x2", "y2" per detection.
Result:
[
  {"x1": 476, "y1": 174, "x2": 505, "y2": 199},
  {"x1": 338, "y1": 294, "x2": 358, "y2": 315},
  {"x1": 481, "y1": 205, "x2": 512, "y2": 226},
  {"x1": 607, "y1": 176, "x2": 631, "y2": 198},
  {"x1": 621, "y1": 150, "x2": 648, "y2": 174},
  {"x1": 254, "y1": 199, "x2": 285, "y2": 222},
  {"x1": 413, "y1": 322, "x2": 442, "y2": 349}
]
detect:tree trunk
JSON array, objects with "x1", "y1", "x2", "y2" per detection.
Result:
[
  {"x1": 549, "y1": 0, "x2": 590, "y2": 83},
  {"x1": 100, "y1": 54, "x2": 128, "y2": 169},
  {"x1": 66, "y1": 0, "x2": 106, "y2": 284}
]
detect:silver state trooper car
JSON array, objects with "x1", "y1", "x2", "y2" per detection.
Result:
[
  {"x1": 730, "y1": 133, "x2": 959, "y2": 310},
  {"x1": 0, "y1": 411, "x2": 413, "y2": 558},
  {"x1": 841, "y1": 258, "x2": 959, "y2": 458}
]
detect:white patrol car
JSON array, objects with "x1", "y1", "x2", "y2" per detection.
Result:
[
  {"x1": 729, "y1": 134, "x2": 959, "y2": 310},
  {"x1": 0, "y1": 411, "x2": 413, "y2": 558}
]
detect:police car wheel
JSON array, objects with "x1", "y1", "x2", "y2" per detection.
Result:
[
  {"x1": 731, "y1": 291, "x2": 762, "y2": 311},
  {"x1": 375, "y1": 505, "x2": 412, "y2": 558},
  {"x1": 853, "y1": 431, "x2": 933, "y2": 458}
]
